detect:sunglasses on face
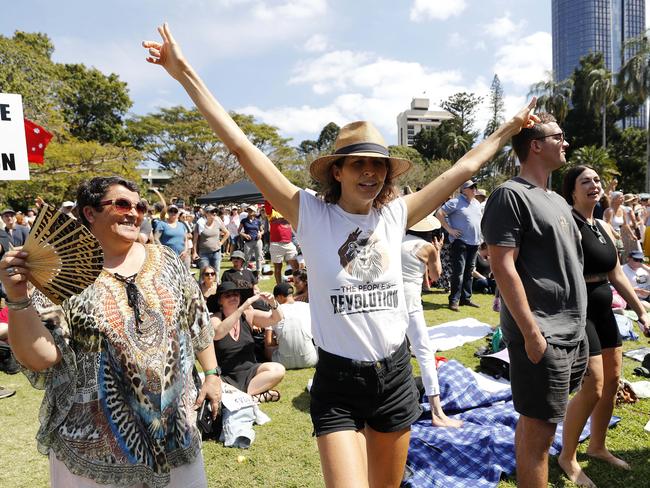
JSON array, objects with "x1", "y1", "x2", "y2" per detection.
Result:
[
  {"x1": 222, "y1": 291, "x2": 240, "y2": 299},
  {"x1": 633, "y1": 258, "x2": 644, "y2": 263},
  {"x1": 533, "y1": 132, "x2": 566, "y2": 143},
  {"x1": 99, "y1": 198, "x2": 147, "y2": 215},
  {"x1": 203, "y1": 272, "x2": 216, "y2": 276}
]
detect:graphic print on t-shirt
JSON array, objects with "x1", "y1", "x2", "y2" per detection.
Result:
[
  {"x1": 337, "y1": 227, "x2": 389, "y2": 282},
  {"x1": 331, "y1": 227, "x2": 397, "y2": 316}
]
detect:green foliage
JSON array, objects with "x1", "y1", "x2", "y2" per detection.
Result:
[
  {"x1": 564, "y1": 53, "x2": 620, "y2": 155},
  {"x1": 316, "y1": 122, "x2": 340, "y2": 153},
  {"x1": 388, "y1": 145, "x2": 450, "y2": 191},
  {"x1": 609, "y1": 128, "x2": 647, "y2": 192},
  {"x1": 0, "y1": 31, "x2": 59, "y2": 122},
  {"x1": 0, "y1": 139, "x2": 142, "y2": 210},
  {"x1": 441, "y1": 92, "x2": 483, "y2": 136},
  {"x1": 528, "y1": 71, "x2": 573, "y2": 124},
  {"x1": 56, "y1": 63, "x2": 132, "y2": 144},
  {"x1": 484, "y1": 74, "x2": 505, "y2": 138}
]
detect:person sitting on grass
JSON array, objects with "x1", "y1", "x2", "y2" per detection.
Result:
[
  {"x1": 220, "y1": 250, "x2": 259, "y2": 295},
  {"x1": 292, "y1": 268, "x2": 309, "y2": 303},
  {"x1": 199, "y1": 266, "x2": 218, "y2": 300},
  {"x1": 211, "y1": 282, "x2": 285, "y2": 402},
  {"x1": 264, "y1": 283, "x2": 318, "y2": 369}
]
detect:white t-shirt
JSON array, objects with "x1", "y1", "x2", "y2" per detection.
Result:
[
  {"x1": 296, "y1": 190, "x2": 409, "y2": 361},
  {"x1": 622, "y1": 263, "x2": 650, "y2": 296},
  {"x1": 401, "y1": 235, "x2": 427, "y2": 313},
  {"x1": 271, "y1": 301, "x2": 318, "y2": 369}
]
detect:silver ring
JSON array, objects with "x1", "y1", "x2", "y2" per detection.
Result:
[{"x1": 6, "y1": 267, "x2": 16, "y2": 276}]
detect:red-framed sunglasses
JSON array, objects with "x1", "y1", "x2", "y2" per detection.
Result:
[{"x1": 99, "y1": 198, "x2": 148, "y2": 215}]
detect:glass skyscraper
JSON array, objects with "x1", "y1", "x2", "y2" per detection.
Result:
[{"x1": 552, "y1": 0, "x2": 646, "y2": 126}]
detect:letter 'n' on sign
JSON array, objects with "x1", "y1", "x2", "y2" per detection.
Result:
[{"x1": 0, "y1": 93, "x2": 29, "y2": 180}]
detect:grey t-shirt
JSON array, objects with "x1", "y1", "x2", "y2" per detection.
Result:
[{"x1": 482, "y1": 177, "x2": 586, "y2": 346}]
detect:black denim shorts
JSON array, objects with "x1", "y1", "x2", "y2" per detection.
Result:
[{"x1": 310, "y1": 340, "x2": 423, "y2": 437}]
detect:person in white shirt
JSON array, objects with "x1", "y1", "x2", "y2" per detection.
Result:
[
  {"x1": 264, "y1": 283, "x2": 318, "y2": 369},
  {"x1": 144, "y1": 23, "x2": 537, "y2": 487},
  {"x1": 621, "y1": 250, "x2": 650, "y2": 311}
]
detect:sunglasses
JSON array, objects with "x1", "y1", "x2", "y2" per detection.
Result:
[
  {"x1": 99, "y1": 198, "x2": 147, "y2": 215},
  {"x1": 633, "y1": 258, "x2": 645, "y2": 263},
  {"x1": 203, "y1": 272, "x2": 216, "y2": 276},
  {"x1": 533, "y1": 132, "x2": 565, "y2": 143}
]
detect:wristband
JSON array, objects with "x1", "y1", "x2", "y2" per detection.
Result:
[
  {"x1": 204, "y1": 367, "x2": 221, "y2": 377},
  {"x1": 6, "y1": 296, "x2": 32, "y2": 311}
]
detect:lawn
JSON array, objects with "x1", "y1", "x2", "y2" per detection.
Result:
[{"x1": 1, "y1": 264, "x2": 649, "y2": 487}]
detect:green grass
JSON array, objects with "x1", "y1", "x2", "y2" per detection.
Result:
[{"x1": 1, "y1": 264, "x2": 649, "y2": 487}]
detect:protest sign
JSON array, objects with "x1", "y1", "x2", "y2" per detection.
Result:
[{"x1": 0, "y1": 93, "x2": 29, "y2": 181}]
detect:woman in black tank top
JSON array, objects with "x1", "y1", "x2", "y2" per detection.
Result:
[
  {"x1": 210, "y1": 282, "x2": 285, "y2": 402},
  {"x1": 558, "y1": 166, "x2": 649, "y2": 486}
]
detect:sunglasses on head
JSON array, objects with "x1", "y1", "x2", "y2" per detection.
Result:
[{"x1": 99, "y1": 198, "x2": 147, "y2": 215}]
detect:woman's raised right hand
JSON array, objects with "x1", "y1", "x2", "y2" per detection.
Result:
[
  {"x1": 0, "y1": 249, "x2": 30, "y2": 301},
  {"x1": 142, "y1": 23, "x2": 189, "y2": 81}
]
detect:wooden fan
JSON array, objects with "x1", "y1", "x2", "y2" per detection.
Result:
[{"x1": 22, "y1": 204, "x2": 104, "y2": 304}]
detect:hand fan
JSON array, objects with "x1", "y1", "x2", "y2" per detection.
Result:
[{"x1": 21, "y1": 204, "x2": 104, "y2": 304}]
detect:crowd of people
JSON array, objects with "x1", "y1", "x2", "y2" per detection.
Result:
[{"x1": 0, "y1": 21, "x2": 649, "y2": 488}]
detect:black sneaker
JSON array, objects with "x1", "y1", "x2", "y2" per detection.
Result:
[
  {"x1": 460, "y1": 300, "x2": 480, "y2": 308},
  {"x1": 0, "y1": 386, "x2": 15, "y2": 400}
]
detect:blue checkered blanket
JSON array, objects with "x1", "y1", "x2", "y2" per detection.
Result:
[{"x1": 405, "y1": 360, "x2": 620, "y2": 488}]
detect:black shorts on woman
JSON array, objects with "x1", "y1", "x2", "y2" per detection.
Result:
[{"x1": 310, "y1": 340, "x2": 422, "y2": 436}]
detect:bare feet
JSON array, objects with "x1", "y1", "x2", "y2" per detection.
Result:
[
  {"x1": 431, "y1": 412, "x2": 463, "y2": 428},
  {"x1": 586, "y1": 448, "x2": 631, "y2": 470},
  {"x1": 558, "y1": 455, "x2": 597, "y2": 488}
]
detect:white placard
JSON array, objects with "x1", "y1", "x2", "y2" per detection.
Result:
[{"x1": 0, "y1": 93, "x2": 29, "y2": 181}]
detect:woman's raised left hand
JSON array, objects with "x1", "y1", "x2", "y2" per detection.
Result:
[{"x1": 143, "y1": 23, "x2": 189, "y2": 81}]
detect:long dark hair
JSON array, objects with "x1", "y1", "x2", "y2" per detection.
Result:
[{"x1": 561, "y1": 165, "x2": 593, "y2": 206}]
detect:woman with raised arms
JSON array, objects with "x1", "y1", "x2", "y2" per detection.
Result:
[{"x1": 143, "y1": 23, "x2": 537, "y2": 488}]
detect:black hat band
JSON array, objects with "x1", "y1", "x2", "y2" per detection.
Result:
[{"x1": 334, "y1": 142, "x2": 389, "y2": 157}]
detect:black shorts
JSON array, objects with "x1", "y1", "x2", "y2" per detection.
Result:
[
  {"x1": 508, "y1": 337, "x2": 588, "y2": 423},
  {"x1": 310, "y1": 341, "x2": 422, "y2": 437},
  {"x1": 585, "y1": 281, "x2": 623, "y2": 356}
]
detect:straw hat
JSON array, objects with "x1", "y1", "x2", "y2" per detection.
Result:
[
  {"x1": 309, "y1": 121, "x2": 412, "y2": 183},
  {"x1": 624, "y1": 193, "x2": 636, "y2": 204},
  {"x1": 409, "y1": 214, "x2": 441, "y2": 232}
]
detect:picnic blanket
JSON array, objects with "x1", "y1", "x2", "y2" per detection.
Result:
[
  {"x1": 427, "y1": 318, "x2": 493, "y2": 351},
  {"x1": 405, "y1": 360, "x2": 620, "y2": 488}
]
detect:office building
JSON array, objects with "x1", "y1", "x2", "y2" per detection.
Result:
[{"x1": 396, "y1": 98, "x2": 453, "y2": 146}]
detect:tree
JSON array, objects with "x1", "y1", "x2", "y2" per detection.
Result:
[
  {"x1": 316, "y1": 122, "x2": 340, "y2": 153},
  {"x1": 56, "y1": 63, "x2": 132, "y2": 144},
  {"x1": 441, "y1": 92, "x2": 483, "y2": 137},
  {"x1": 568, "y1": 145, "x2": 618, "y2": 180},
  {"x1": 586, "y1": 68, "x2": 616, "y2": 148},
  {"x1": 608, "y1": 128, "x2": 647, "y2": 193},
  {"x1": 0, "y1": 31, "x2": 61, "y2": 125},
  {"x1": 0, "y1": 139, "x2": 142, "y2": 210},
  {"x1": 619, "y1": 32, "x2": 650, "y2": 190},
  {"x1": 484, "y1": 75, "x2": 505, "y2": 138},
  {"x1": 127, "y1": 107, "x2": 295, "y2": 172},
  {"x1": 563, "y1": 53, "x2": 620, "y2": 157},
  {"x1": 528, "y1": 71, "x2": 573, "y2": 124}
]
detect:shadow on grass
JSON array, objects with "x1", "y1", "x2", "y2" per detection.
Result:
[
  {"x1": 291, "y1": 388, "x2": 311, "y2": 413},
  {"x1": 422, "y1": 301, "x2": 453, "y2": 311}
]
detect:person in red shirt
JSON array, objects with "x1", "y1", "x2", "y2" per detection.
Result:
[{"x1": 265, "y1": 201, "x2": 299, "y2": 284}]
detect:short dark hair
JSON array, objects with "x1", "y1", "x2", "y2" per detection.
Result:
[
  {"x1": 561, "y1": 165, "x2": 593, "y2": 206},
  {"x1": 321, "y1": 158, "x2": 397, "y2": 209},
  {"x1": 76, "y1": 176, "x2": 140, "y2": 228},
  {"x1": 292, "y1": 268, "x2": 308, "y2": 284},
  {"x1": 511, "y1": 112, "x2": 557, "y2": 163}
]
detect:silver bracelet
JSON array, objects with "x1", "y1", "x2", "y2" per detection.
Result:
[{"x1": 6, "y1": 296, "x2": 32, "y2": 311}]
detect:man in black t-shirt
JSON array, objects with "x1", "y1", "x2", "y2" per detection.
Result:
[{"x1": 220, "y1": 250, "x2": 259, "y2": 295}]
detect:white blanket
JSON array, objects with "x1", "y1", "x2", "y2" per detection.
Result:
[{"x1": 427, "y1": 318, "x2": 493, "y2": 351}]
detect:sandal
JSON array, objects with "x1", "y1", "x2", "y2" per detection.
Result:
[{"x1": 253, "y1": 389, "x2": 281, "y2": 403}]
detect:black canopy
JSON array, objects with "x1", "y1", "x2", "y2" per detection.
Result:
[{"x1": 196, "y1": 180, "x2": 264, "y2": 204}]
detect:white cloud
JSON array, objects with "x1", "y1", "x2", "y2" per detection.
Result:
[
  {"x1": 253, "y1": 0, "x2": 327, "y2": 20},
  {"x1": 409, "y1": 0, "x2": 467, "y2": 22},
  {"x1": 492, "y1": 31, "x2": 552, "y2": 89},
  {"x1": 304, "y1": 34, "x2": 330, "y2": 53},
  {"x1": 484, "y1": 13, "x2": 524, "y2": 39},
  {"x1": 242, "y1": 49, "x2": 492, "y2": 141},
  {"x1": 447, "y1": 32, "x2": 468, "y2": 49}
]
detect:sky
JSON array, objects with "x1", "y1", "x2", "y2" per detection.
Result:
[{"x1": 3, "y1": 1, "x2": 648, "y2": 147}]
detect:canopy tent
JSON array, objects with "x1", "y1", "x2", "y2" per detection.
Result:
[{"x1": 196, "y1": 180, "x2": 264, "y2": 204}]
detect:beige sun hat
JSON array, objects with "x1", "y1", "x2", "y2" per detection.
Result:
[
  {"x1": 409, "y1": 214, "x2": 441, "y2": 232},
  {"x1": 309, "y1": 121, "x2": 412, "y2": 183}
]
